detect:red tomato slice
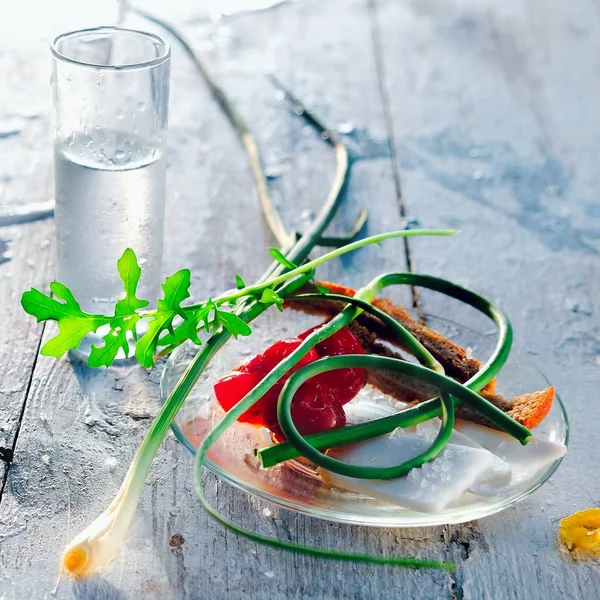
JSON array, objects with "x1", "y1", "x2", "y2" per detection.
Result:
[{"x1": 238, "y1": 337, "x2": 319, "y2": 374}]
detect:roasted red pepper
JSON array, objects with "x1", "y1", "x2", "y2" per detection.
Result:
[
  {"x1": 215, "y1": 338, "x2": 319, "y2": 426},
  {"x1": 214, "y1": 325, "x2": 366, "y2": 438},
  {"x1": 298, "y1": 323, "x2": 367, "y2": 405}
]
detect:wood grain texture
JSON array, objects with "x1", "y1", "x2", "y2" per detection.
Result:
[
  {"x1": 1, "y1": 0, "x2": 598, "y2": 597},
  {"x1": 0, "y1": 1, "x2": 453, "y2": 599},
  {"x1": 0, "y1": 42, "x2": 54, "y2": 470},
  {"x1": 373, "y1": 0, "x2": 600, "y2": 597}
]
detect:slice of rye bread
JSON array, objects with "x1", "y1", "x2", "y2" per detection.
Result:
[{"x1": 285, "y1": 281, "x2": 554, "y2": 430}]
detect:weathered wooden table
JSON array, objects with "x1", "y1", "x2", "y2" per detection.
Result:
[{"x1": 1, "y1": 1, "x2": 599, "y2": 598}]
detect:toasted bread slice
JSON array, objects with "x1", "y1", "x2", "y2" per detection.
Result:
[
  {"x1": 286, "y1": 281, "x2": 484, "y2": 384},
  {"x1": 285, "y1": 281, "x2": 554, "y2": 429}
]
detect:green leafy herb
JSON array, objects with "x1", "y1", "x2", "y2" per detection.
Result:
[
  {"x1": 114, "y1": 248, "x2": 150, "y2": 315},
  {"x1": 134, "y1": 269, "x2": 192, "y2": 367},
  {"x1": 269, "y1": 247, "x2": 297, "y2": 270},
  {"x1": 235, "y1": 274, "x2": 246, "y2": 289},
  {"x1": 259, "y1": 288, "x2": 284, "y2": 311},
  {"x1": 21, "y1": 283, "x2": 110, "y2": 358},
  {"x1": 214, "y1": 309, "x2": 252, "y2": 337},
  {"x1": 22, "y1": 231, "x2": 453, "y2": 370},
  {"x1": 89, "y1": 249, "x2": 149, "y2": 367}
]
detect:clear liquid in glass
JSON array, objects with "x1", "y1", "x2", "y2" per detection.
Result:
[{"x1": 54, "y1": 130, "x2": 165, "y2": 316}]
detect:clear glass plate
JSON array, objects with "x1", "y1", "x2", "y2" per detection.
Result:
[{"x1": 160, "y1": 308, "x2": 568, "y2": 527}]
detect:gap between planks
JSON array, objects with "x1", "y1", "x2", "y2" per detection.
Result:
[
  {"x1": 368, "y1": 0, "x2": 475, "y2": 593},
  {"x1": 0, "y1": 322, "x2": 47, "y2": 503},
  {"x1": 367, "y1": 0, "x2": 420, "y2": 309}
]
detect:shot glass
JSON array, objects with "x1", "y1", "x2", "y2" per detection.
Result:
[{"x1": 51, "y1": 27, "x2": 170, "y2": 320}]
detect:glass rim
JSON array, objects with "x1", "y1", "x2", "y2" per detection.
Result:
[{"x1": 51, "y1": 26, "x2": 170, "y2": 71}]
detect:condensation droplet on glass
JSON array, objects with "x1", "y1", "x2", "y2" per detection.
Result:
[
  {"x1": 321, "y1": 131, "x2": 330, "y2": 140},
  {"x1": 472, "y1": 169, "x2": 483, "y2": 180},
  {"x1": 264, "y1": 571, "x2": 274, "y2": 578},
  {"x1": 274, "y1": 89, "x2": 285, "y2": 101},
  {"x1": 262, "y1": 507, "x2": 272, "y2": 517}
]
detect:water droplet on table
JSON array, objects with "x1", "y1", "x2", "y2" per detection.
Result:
[{"x1": 337, "y1": 122, "x2": 354, "y2": 134}]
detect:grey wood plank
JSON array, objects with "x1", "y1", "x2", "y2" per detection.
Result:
[
  {"x1": 0, "y1": 43, "x2": 54, "y2": 472},
  {"x1": 374, "y1": 0, "x2": 600, "y2": 597},
  {"x1": 0, "y1": 1, "x2": 453, "y2": 599}
]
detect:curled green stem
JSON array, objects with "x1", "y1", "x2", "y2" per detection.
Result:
[
  {"x1": 258, "y1": 272, "x2": 515, "y2": 467},
  {"x1": 277, "y1": 357, "x2": 455, "y2": 479},
  {"x1": 275, "y1": 355, "x2": 529, "y2": 479}
]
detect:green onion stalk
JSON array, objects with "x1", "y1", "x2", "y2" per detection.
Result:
[{"x1": 60, "y1": 229, "x2": 454, "y2": 575}]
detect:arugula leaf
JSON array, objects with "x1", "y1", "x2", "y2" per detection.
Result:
[
  {"x1": 114, "y1": 248, "x2": 149, "y2": 315},
  {"x1": 214, "y1": 309, "x2": 252, "y2": 338},
  {"x1": 135, "y1": 269, "x2": 192, "y2": 367},
  {"x1": 269, "y1": 248, "x2": 297, "y2": 270},
  {"x1": 159, "y1": 307, "x2": 209, "y2": 347},
  {"x1": 259, "y1": 288, "x2": 284, "y2": 311},
  {"x1": 235, "y1": 274, "x2": 246, "y2": 289},
  {"x1": 21, "y1": 283, "x2": 109, "y2": 358},
  {"x1": 161, "y1": 269, "x2": 192, "y2": 319},
  {"x1": 88, "y1": 316, "x2": 140, "y2": 367},
  {"x1": 87, "y1": 249, "x2": 150, "y2": 367}
]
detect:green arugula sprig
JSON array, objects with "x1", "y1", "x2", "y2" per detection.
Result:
[
  {"x1": 23, "y1": 230, "x2": 453, "y2": 369},
  {"x1": 22, "y1": 248, "x2": 271, "y2": 368}
]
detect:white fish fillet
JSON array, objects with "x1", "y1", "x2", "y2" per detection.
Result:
[
  {"x1": 320, "y1": 387, "x2": 566, "y2": 511},
  {"x1": 455, "y1": 420, "x2": 566, "y2": 496},
  {"x1": 320, "y1": 435, "x2": 495, "y2": 513}
]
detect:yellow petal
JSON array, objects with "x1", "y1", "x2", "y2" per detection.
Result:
[{"x1": 559, "y1": 508, "x2": 600, "y2": 559}]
